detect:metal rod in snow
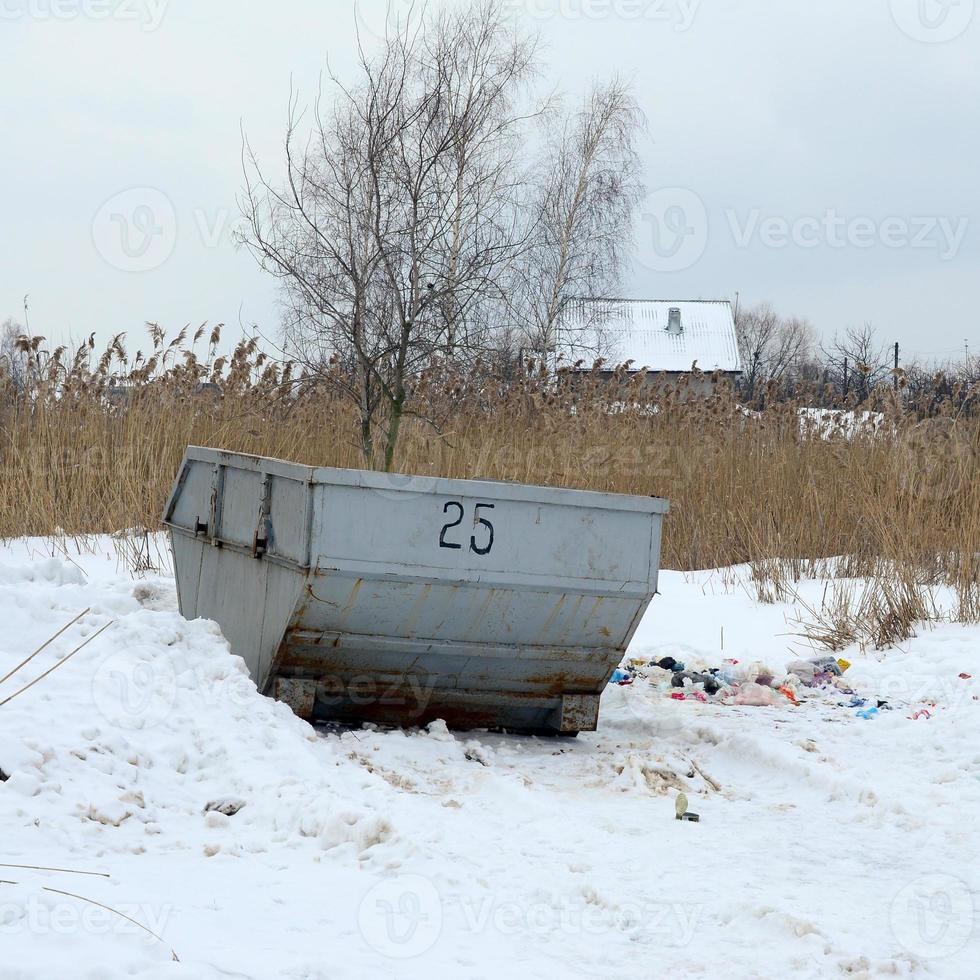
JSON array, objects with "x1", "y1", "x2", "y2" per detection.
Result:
[
  {"x1": 41, "y1": 886, "x2": 179, "y2": 960},
  {"x1": 0, "y1": 608, "x2": 92, "y2": 688},
  {"x1": 0, "y1": 864, "x2": 110, "y2": 878},
  {"x1": 0, "y1": 620, "x2": 114, "y2": 708}
]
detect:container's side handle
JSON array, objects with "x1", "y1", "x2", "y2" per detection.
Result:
[
  {"x1": 252, "y1": 473, "x2": 272, "y2": 558},
  {"x1": 302, "y1": 479, "x2": 315, "y2": 569},
  {"x1": 208, "y1": 463, "x2": 225, "y2": 547}
]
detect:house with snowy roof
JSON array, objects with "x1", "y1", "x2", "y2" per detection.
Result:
[{"x1": 558, "y1": 298, "x2": 742, "y2": 394}]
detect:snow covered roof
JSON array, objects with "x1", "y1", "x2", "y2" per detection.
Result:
[{"x1": 560, "y1": 299, "x2": 742, "y2": 374}]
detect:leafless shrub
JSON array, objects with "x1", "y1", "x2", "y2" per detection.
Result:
[{"x1": 736, "y1": 302, "x2": 817, "y2": 401}]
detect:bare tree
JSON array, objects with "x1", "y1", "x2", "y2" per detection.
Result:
[
  {"x1": 822, "y1": 323, "x2": 890, "y2": 402},
  {"x1": 514, "y1": 78, "x2": 645, "y2": 361},
  {"x1": 736, "y1": 302, "x2": 816, "y2": 396},
  {"x1": 240, "y1": 3, "x2": 538, "y2": 468}
]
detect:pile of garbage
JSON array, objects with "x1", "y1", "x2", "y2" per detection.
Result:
[{"x1": 610, "y1": 654, "x2": 904, "y2": 716}]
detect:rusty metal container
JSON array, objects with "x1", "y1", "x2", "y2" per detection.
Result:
[{"x1": 163, "y1": 447, "x2": 668, "y2": 733}]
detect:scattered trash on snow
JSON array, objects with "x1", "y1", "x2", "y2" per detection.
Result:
[
  {"x1": 670, "y1": 691, "x2": 707, "y2": 703},
  {"x1": 786, "y1": 656, "x2": 845, "y2": 686},
  {"x1": 671, "y1": 671, "x2": 721, "y2": 695},
  {"x1": 620, "y1": 648, "x2": 941, "y2": 723},
  {"x1": 204, "y1": 799, "x2": 247, "y2": 817},
  {"x1": 463, "y1": 742, "x2": 494, "y2": 767},
  {"x1": 674, "y1": 791, "x2": 699, "y2": 821}
]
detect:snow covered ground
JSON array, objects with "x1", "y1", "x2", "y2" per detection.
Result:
[{"x1": 0, "y1": 537, "x2": 977, "y2": 979}]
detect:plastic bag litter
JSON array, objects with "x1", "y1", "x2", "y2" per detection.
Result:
[
  {"x1": 736, "y1": 661, "x2": 777, "y2": 686},
  {"x1": 786, "y1": 660, "x2": 817, "y2": 685},
  {"x1": 787, "y1": 657, "x2": 849, "y2": 687},
  {"x1": 735, "y1": 682, "x2": 779, "y2": 707}
]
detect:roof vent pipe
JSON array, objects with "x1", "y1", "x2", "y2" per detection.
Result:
[{"x1": 667, "y1": 307, "x2": 683, "y2": 335}]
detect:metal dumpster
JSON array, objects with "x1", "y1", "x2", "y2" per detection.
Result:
[{"x1": 163, "y1": 447, "x2": 668, "y2": 733}]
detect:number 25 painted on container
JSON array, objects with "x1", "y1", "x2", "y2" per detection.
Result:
[{"x1": 439, "y1": 501, "x2": 495, "y2": 555}]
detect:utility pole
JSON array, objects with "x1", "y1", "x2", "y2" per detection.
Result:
[{"x1": 894, "y1": 341, "x2": 899, "y2": 392}]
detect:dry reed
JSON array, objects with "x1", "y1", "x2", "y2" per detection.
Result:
[{"x1": 1, "y1": 329, "x2": 978, "y2": 645}]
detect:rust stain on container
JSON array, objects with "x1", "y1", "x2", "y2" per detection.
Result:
[{"x1": 538, "y1": 594, "x2": 567, "y2": 639}]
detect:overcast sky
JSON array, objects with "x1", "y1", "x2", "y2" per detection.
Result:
[{"x1": 2, "y1": 0, "x2": 978, "y2": 362}]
